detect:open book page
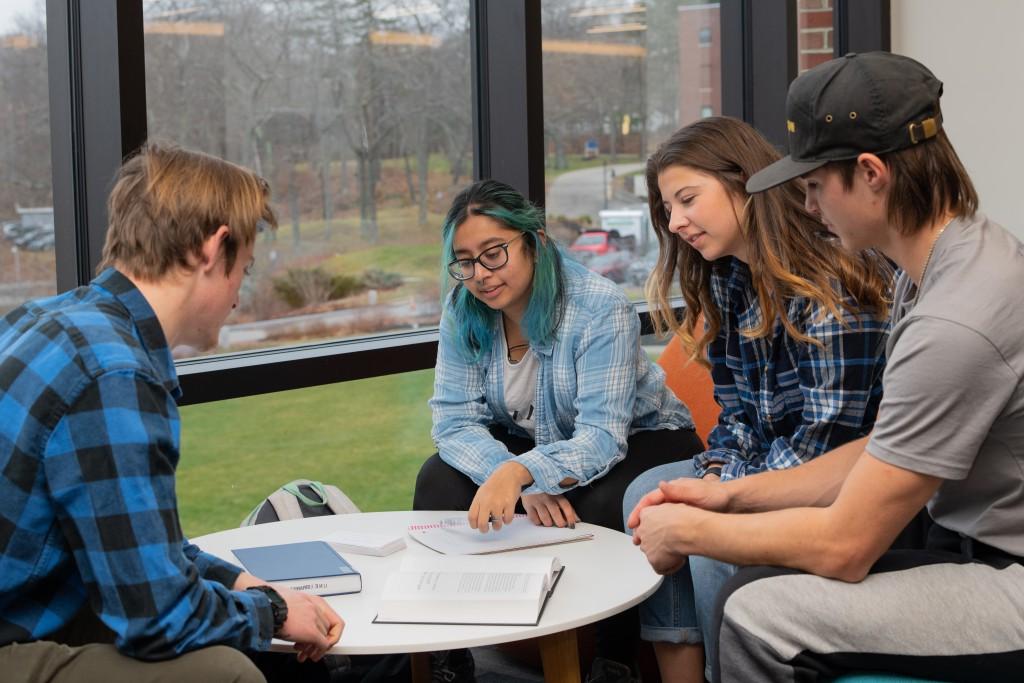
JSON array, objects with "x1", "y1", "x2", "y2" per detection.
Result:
[
  {"x1": 374, "y1": 554, "x2": 563, "y2": 626},
  {"x1": 407, "y1": 515, "x2": 593, "y2": 555}
]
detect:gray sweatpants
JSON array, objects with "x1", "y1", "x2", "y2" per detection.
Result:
[{"x1": 713, "y1": 550, "x2": 1024, "y2": 682}]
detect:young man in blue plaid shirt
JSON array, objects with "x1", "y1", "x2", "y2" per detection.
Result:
[{"x1": 0, "y1": 144, "x2": 342, "y2": 682}]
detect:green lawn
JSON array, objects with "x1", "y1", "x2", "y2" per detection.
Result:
[
  {"x1": 324, "y1": 242, "x2": 440, "y2": 285},
  {"x1": 285, "y1": 205, "x2": 445, "y2": 248},
  {"x1": 251, "y1": 206, "x2": 446, "y2": 307},
  {"x1": 176, "y1": 369, "x2": 436, "y2": 537},
  {"x1": 294, "y1": 153, "x2": 461, "y2": 180}
]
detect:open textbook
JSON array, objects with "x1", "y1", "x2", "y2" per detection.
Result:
[
  {"x1": 407, "y1": 515, "x2": 593, "y2": 554},
  {"x1": 374, "y1": 554, "x2": 563, "y2": 626}
]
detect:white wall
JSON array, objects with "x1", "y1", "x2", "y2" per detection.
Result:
[{"x1": 892, "y1": 0, "x2": 1024, "y2": 237}]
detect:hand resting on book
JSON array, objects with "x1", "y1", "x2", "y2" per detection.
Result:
[
  {"x1": 467, "y1": 461, "x2": 581, "y2": 533},
  {"x1": 521, "y1": 492, "x2": 579, "y2": 529},
  {"x1": 468, "y1": 460, "x2": 534, "y2": 532}
]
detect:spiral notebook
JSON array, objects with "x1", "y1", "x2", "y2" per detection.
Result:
[{"x1": 407, "y1": 515, "x2": 593, "y2": 555}]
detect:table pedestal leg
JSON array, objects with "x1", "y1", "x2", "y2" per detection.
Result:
[
  {"x1": 410, "y1": 651, "x2": 431, "y2": 683},
  {"x1": 539, "y1": 628, "x2": 581, "y2": 683}
]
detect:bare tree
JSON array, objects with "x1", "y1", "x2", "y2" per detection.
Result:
[
  {"x1": 541, "y1": 0, "x2": 645, "y2": 166},
  {"x1": 0, "y1": 9, "x2": 51, "y2": 220},
  {"x1": 145, "y1": 0, "x2": 472, "y2": 248}
]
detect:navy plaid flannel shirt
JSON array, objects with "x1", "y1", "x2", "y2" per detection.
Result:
[
  {"x1": 0, "y1": 268, "x2": 272, "y2": 659},
  {"x1": 696, "y1": 258, "x2": 890, "y2": 480}
]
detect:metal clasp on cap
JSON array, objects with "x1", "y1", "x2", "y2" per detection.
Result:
[{"x1": 908, "y1": 116, "x2": 940, "y2": 144}]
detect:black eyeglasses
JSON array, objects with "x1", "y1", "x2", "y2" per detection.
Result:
[{"x1": 447, "y1": 233, "x2": 526, "y2": 281}]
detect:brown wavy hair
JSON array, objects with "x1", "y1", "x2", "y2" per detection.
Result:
[
  {"x1": 832, "y1": 128, "x2": 978, "y2": 235},
  {"x1": 645, "y1": 117, "x2": 892, "y2": 367}
]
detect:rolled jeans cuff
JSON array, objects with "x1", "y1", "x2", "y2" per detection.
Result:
[{"x1": 640, "y1": 624, "x2": 703, "y2": 645}]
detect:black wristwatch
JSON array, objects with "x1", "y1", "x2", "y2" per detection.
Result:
[{"x1": 248, "y1": 585, "x2": 288, "y2": 635}]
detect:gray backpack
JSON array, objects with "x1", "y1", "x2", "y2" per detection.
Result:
[{"x1": 240, "y1": 479, "x2": 360, "y2": 527}]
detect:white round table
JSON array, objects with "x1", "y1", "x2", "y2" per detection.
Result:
[{"x1": 193, "y1": 510, "x2": 662, "y2": 683}]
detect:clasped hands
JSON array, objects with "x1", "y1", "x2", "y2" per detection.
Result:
[
  {"x1": 235, "y1": 572, "x2": 344, "y2": 662},
  {"x1": 626, "y1": 473, "x2": 728, "y2": 575},
  {"x1": 468, "y1": 461, "x2": 580, "y2": 532}
]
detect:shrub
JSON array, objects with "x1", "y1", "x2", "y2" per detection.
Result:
[
  {"x1": 329, "y1": 273, "x2": 364, "y2": 299},
  {"x1": 272, "y1": 268, "x2": 364, "y2": 308},
  {"x1": 361, "y1": 268, "x2": 403, "y2": 290}
]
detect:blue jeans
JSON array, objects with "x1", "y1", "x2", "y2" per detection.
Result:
[{"x1": 622, "y1": 460, "x2": 737, "y2": 648}]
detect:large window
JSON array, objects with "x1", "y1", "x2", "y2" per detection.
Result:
[
  {"x1": 0, "y1": 5, "x2": 54, "y2": 317},
  {"x1": 177, "y1": 369, "x2": 434, "y2": 537},
  {"x1": 40, "y1": 0, "x2": 889, "y2": 405},
  {"x1": 541, "y1": 1, "x2": 722, "y2": 299},
  {"x1": 26, "y1": 0, "x2": 888, "y2": 534},
  {"x1": 143, "y1": 1, "x2": 472, "y2": 358}
]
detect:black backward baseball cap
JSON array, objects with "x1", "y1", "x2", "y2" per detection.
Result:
[{"x1": 746, "y1": 51, "x2": 944, "y2": 194}]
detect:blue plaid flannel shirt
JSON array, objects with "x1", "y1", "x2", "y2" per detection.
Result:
[
  {"x1": 696, "y1": 258, "x2": 889, "y2": 481},
  {"x1": 431, "y1": 258, "x2": 694, "y2": 493},
  {"x1": 0, "y1": 268, "x2": 272, "y2": 659}
]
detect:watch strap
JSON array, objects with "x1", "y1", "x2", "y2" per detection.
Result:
[{"x1": 247, "y1": 585, "x2": 288, "y2": 636}]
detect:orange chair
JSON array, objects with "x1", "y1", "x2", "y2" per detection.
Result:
[{"x1": 657, "y1": 335, "x2": 720, "y2": 447}]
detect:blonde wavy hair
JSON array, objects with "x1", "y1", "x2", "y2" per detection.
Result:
[
  {"x1": 645, "y1": 117, "x2": 892, "y2": 367},
  {"x1": 100, "y1": 142, "x2": 276, "y2": 281}
]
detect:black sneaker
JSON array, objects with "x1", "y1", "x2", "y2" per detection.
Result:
[
  {"x1": 585, "y1": 656, "x2": 639, "y2": 683},
  {"x1": 431, "y1": 648, "x2": 476, "y2": 683},
  {"x1": 330, "y1": 653, "x2": 410, "y2": 683}
]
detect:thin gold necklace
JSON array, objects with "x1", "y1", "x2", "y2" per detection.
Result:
[{"x1": 918, "y1": 216, "x2": 955, "y2": 288}]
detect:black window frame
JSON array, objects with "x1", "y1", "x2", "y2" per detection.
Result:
[{"x1": 44, "y1": 0, "x2": 888, "y2": 406}]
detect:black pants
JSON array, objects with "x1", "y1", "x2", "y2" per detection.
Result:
[{"x1": 413, "y1": 426, "x2": 705, "y2": 531}]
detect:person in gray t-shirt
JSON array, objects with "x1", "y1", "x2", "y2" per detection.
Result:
[{"x1": 626, "y1": 52, "x2": 1024, "y2": 683}]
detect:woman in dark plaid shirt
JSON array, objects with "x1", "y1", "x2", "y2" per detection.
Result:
[{"x1": 622, "y1": 117, "x2": 893, "y2": 683}]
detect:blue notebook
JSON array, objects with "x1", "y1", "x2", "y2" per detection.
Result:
[{"x1": 232, "y1": 540, "x2": 362, "y2": 595}]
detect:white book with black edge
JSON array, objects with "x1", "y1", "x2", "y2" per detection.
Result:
[
  {"x1": 374, "y1": 554, "x2": 563, "y2": 626},
  {"x1": 232, "y1": 540, "x2": 362, "y2": 596}
]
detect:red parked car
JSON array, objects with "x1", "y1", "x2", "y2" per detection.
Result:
[
  {"x1": 586, "y1": 251, "x2": 634, "y2": 284},
  {"x1": 569, "y1": 229, "x2": 634, "y2": 257}
]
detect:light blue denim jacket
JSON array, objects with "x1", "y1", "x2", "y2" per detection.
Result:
[{"x1": 430, "y1": 258, "x2": 694, "y2": 494}]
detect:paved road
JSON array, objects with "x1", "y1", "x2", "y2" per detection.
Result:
[
  {"x1": 545, "y1": 162, "x2": 645, "y2": 222},
  {"x1": 219, "y1": 296, "x2": 442, "y2": 346}
]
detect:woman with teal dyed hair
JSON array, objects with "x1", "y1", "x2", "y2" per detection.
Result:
[{"x1": 413, "y1": 179, "x2": 702, "y2": 536}]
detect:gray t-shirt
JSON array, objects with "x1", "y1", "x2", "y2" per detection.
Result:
[{"x1": 867, "y1": 213, "x2": 1024, "y2": 556}]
